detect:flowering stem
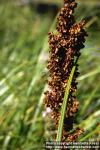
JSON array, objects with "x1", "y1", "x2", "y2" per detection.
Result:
[
  {"x1": 45, "y1": 0, "x2": 87, "y2": 143},
  {"x1": 56, "y1": 60, "x2": 77, "y2": 144}
]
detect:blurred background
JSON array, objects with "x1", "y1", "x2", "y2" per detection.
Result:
[{"x1": 0, "y1": 0, "x2": 100, "y2": 149}]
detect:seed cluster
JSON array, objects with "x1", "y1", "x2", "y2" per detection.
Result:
[{"x1": 44, "y1": 0, "x2": 87, "y2": 140}]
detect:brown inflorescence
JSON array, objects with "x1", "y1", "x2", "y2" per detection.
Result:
[{"x1": 44, "y1": 0, "x2": 87, "y2": 141}]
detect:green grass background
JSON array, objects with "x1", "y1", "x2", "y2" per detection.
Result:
[{"x1": 0, "y1": 0, "x2": 100, "y2": 149}]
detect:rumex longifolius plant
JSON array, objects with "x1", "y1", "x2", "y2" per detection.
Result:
[{"x1": 44, "y1": 0, "x2": 87, "y2": 141}]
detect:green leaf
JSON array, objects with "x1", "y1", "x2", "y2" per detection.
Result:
[{"x1": 55, "y1": 65, "x2": 76, "y2": 144}]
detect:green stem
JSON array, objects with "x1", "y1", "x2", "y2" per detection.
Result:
[{"x1": 55, "y1": 65, "x2": 76, "y2": 144}]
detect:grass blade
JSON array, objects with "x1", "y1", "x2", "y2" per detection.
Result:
[{"x1": 56, "y1": 64, "x2": 76, "y2": 143}]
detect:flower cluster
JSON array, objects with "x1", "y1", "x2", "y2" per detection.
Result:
[{"x1": 44, "y1": 0, "x2": 87, "y2": 140}]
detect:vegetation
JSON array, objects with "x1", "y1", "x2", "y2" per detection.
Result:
[{"x1": 0, "y1": 0, "x2": 100, "y2": 149}]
